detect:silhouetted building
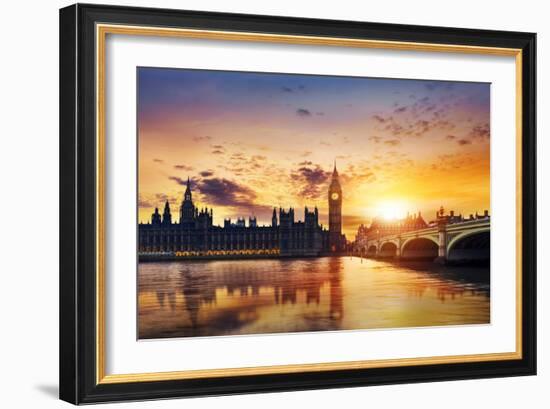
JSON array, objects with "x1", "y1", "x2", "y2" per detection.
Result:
[
  {"x1": 139, "y1": 176, "x2": 335, "y2": 258},
  {"x1": 430, "y1": 206, "x2": 490, "y2": 226},
  {"x1": 354, "y1": 206, "x2": 490, "y2": 244},
  {"x1": 328, "y1": 162, "x2": 346, "y2": 252},
  {"x1": 355, "y1": 212, "x2": 428, "y2": 243}
]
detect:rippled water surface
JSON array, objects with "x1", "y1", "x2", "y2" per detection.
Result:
[{"x1": 138, "y1": 257, "x2": 489, "y2": 339}]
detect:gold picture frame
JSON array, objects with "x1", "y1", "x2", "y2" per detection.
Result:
[{"x1": 60, "y1": 4, "x2": 536, "y2": 404}]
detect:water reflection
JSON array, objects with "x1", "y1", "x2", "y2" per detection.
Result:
[{"x1": 138, "y1": 257, "x2": 489, "y2": 339}]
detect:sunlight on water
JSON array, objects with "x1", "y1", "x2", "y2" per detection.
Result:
[{"x1": 138, "y1": 257, "x2": 489, "y2": 339}]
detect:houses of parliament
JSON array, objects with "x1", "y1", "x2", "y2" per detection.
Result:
[{"x1": 138, "y1": 164, "x2": 347, "y2": 259}]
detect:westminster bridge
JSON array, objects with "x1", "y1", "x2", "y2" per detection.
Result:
[{"x1": 353, "y1": 218, "x2": 490, "y2": 264}]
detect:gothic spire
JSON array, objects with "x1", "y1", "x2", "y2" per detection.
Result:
[
  {"x1": 332, "y1": 159, "x2": 338, "y2": 177},
  {"x1": 184, "y1": 176, "x2": 192, "y2": 202}
]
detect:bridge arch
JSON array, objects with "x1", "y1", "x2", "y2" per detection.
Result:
[
  {"x1": 401, "y1": 236, "x2": 438, "y2": 260},
  {"x1": 379, "y1": 241, "x2": 397, "y2": 258},
  {"x1": 447, "y1": 227, "x2": 490, "y2": 252},
  {"x1": 367, "y1": 245, "x2": 377, "y2": 256},
  {"x1": 447, "y1": 228, "x2": 490, "y2": 263}
]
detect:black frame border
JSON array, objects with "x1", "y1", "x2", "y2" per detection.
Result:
[{"x1": 59, "y1": 3, "x2": 536, "y2": 404}]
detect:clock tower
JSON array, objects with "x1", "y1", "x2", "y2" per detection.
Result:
[{"x1": 328, "y1": 162, "x2": 343, "y2": 252}]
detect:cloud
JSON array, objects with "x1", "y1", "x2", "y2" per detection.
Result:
[
  {"x1": 369, "y1": 94, "x2": 457, "y2": 140},
  {"x1": 200, "y1": 170, "x2": 214, "y2": 177},
  {"x1": 211, "y1": 144, "x2": 225, "y2": 154},
  {"x1": 166, "y1": 175, "x2": 272, "y2": 221},
  {"x1": 281, "y1": 86, "x2": 293, "y2": 93},
  {"x1": 197, "y1": 178, "x2": 257, "y2": 206},
  {"x1": 192, "y1": 135, "x2": 212, "y2": 142},
  {"x1": 169, "y1": 176, "x2": 186, "y2": 185},
  {"x1": 196, "y1": 178, "x2": 273, "y2": 219},
  {"x1": 174, "y1": 164, "x2": 194, "y2": 171},
  {"x1": 469, "y1": 123, "x2": 490, "y2": 140},
  {"x1": 219, "y1": 153, "x2": 269, "y2": 176},
  {"x1": 296, "y1": 108, "x2": 311, "y2": 117},
  {"x1": 230, "y1": 152, "x2": 245, "y2": 160},
  {"x1": 457, "y1": 138, "x2": 472, "y2": 146},
  {"x1": 384, "y1": 121, "x2": 405, "y2": 136},
  {"x1": 290, "y1": 163, "x2": 331, "y2": 199},
  {"x1": 384, "y1": 139, "x2": 401, "y2": 146},
  {"x1": 372, "y1": 114, "x2": 387, "y2": 123},
  {"x1": 139, "y1": 193, "x2": 179, "y2": 210},
  {"x1": 168, "y1": 176, "x2": 197, "y2": 188},
  {"x1": 433, "y1": 152, "x2": 477, "y2": 172},
  {"x1": 412, "y1": 119, "x2": 430, "y2": 136},
  {"x1": 339, "y1": 164, "x2": 376, "y2": 185},
  {"x1": 138, "y1": 194, "x2": 153, "y2": 208},
  {"x1": 446, "y1": 134, "x2": 456, "y2": 140},
  {"x1": 220, "y1": 166, "x2": 245, "y2": 175},
  {"x1": 369, "y1": 136, "x2": 382, "y2": 144},
  {"x1": 155, "y1": 193, "x2": 178, "y2": 205},
  {"x1": 153, "y1": 158, "x2": 164, "y2": 163}
]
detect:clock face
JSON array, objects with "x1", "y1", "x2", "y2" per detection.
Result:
[{"x1": 331, "y1": 192, "x2": 339, "y2": 201}]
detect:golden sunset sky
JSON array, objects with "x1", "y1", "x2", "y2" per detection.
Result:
[{"x1": 138, "y1": 68, "x2": 490, "y2": 239}]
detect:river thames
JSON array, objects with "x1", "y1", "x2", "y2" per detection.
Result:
[{"x1": 138, "y1": 257, "x2": 489, "y2": 339}]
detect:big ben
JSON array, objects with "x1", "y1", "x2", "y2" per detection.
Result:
[{"x1": 328, "y1": 162, "x2": 343, "y2": 252}]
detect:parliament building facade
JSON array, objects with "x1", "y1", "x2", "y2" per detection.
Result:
[{"x1": 138, "y1": 165, "x2": 346, "y2": 259}]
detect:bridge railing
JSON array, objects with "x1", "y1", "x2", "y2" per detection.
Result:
[{"x1": 354, "y1": 218, "x2": 491, "y2": 250}]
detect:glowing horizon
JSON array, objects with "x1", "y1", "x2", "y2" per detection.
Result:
[{"x1": 138, "y1": 67, "x2": 490, "y2": 239}]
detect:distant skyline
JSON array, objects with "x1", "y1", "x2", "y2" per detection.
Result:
[{"x1": 138, "y1": 67, "x2": 490, "y2": 238}]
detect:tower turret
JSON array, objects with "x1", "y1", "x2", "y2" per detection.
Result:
[
  {"x1": 151, "y1": 207, "x2": 161, "y2": 226},
  {"x1": 272, "y1": 208, "x2": 277, "y2": 227},
  {"x1": 328, "y1": 161, "x2": 343, "y2": 252},
  {"x1": 179, "y1": 176, "x2": 196, "y2": 227},
  {"x1": 162, "y1": 201, "x2": 172, "y2": 225},
  {"x1": 314, "y1": 206, "x2": 319, "y2": 224},
  {"x1": 184, "y1": 177, "x2": 192, "y2": 201}
]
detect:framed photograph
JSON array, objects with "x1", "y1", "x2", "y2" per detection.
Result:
[{"x1": 59, "y1": 3, "x2": 536, "y2": 404}]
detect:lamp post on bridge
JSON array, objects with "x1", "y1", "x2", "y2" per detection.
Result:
[
  {"x1": 396, "y1": 235, "x2": 402, "y2": 260},
  {"x1": 435, "y1": 206, "x2": 448, "y2": 265}
]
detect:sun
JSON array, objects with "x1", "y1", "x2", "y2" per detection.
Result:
[{"x1": 375, "y1": 201, "x2": 408, "y2": 220}]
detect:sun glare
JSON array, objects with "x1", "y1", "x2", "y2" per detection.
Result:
[{"x1": 376, "y1": 201, "x2": 408, "y2": 220}]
